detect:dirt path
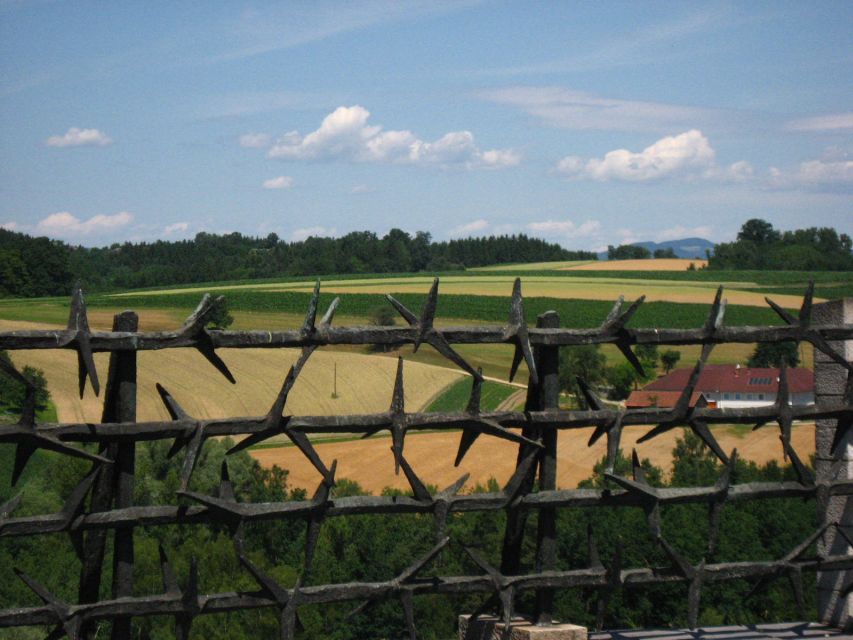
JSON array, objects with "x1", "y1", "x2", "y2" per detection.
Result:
[{"x1": 250, "y1": 424, "x2": 814, "y2": 493}]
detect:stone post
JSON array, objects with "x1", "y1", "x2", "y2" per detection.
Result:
[{"x1": 814, "y1": 299, "x2": 852, "y2": 630}]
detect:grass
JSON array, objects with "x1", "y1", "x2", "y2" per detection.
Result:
[
  {"x1": 0, "y1": 401, "x2": 57, "y2": 424},
  {"x1": 426, "y1": 377, "x2": 518, "y2": 412}
]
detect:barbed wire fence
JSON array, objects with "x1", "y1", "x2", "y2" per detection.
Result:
[{"x1": 0, "y1": 278, "x2": 851, "y2": 639}]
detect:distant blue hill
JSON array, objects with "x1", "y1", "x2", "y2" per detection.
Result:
[{"x1": 596, "y1": 237, "x2": 714, "y2": 261}]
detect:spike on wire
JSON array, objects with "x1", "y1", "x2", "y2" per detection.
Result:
[
  {"x1": 502, "y1": 444, "x2": 538, "y2": 507},
  {"x1": 388, "y1": 358, "x2": 408, "y2": 474},
  {"x1": 504, "y1": 278, "x2": 537, "y2": 385},
  {"x1": 704, "y1": 286, "x2": 726, "y2": 335},
  {"x1": 385, "y1": 280, "x2": 480, "y2": 378},
  {"x1": 399, "y1": 455, "x2": 431, "y2": 502},
  {"x1": 413, "y1": 278, "x2": 440, "y2": 352},
  {"x1": 601, "y1": 294, "x2": 646, "y2": 377},
  {"x1": 180, "y1": 294, "x2": 236, "y2": 384},
  {"x1": 301, "y1": 280, "x2": 321, "y2": 337},
  {"x1": 64, "y1": 286, "x2": 100, "y2": 398},
  {"x1": 798, "y1": 280, "x2": 814, "y2": 328},
  {"x1": 14, "y1": 568, "x2": 81, "y2": 639}
]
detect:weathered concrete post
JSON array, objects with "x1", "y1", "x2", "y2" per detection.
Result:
[
  {"x1": 814, "y1": 299, "x2": 852, "y2": 630},
  {"x1": 460, "y1": 311, "x2": 587, "y2": 640}
]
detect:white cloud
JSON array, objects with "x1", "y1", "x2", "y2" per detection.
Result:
[
  {"x1": 291, "y1": 225, "x2": 337, "y2": 241},
  {"x1": 213, "y1": 3, "x2": 475, "y2": 63},
  {"x1": 266, "y1": 105, "x2": 518, "y2": 169},
  {"x1": 163, "y1": 222, "x2": 190, "y2": 235},
  {"x1": 36, "y1": 211, "x2": 133, "y2": 235},
  {"x1": 1, "y1": 221, "x2": 19, "y2": 231},
  {"x1": 555, "y1": 130, "x2": 716, "y2": 182},
  {"x1": 526, "y1": 219, "x2": 601, "y2": 239},
  {"x1": 482, "y1": 87, "x2": 714, "y2": 132},
  {"x1": 45, "y1": 127, "x2": 112, "y2": 148},
  {"x1": 350, "y1": 184, "x2": 375, "y2": 194},
  {"x1": 770, "y1": 160, "x2": 853, "y2": 189},
  {"x1": 448, "y1": 219, "x2": 490, "y2": 238},
  {"x1": 262, "y1": 175, "x2": 294, "y2": 189},
  {"x1": 786, "y1": 113, "x2": 853, "y2": 132},
  {"x1": 239, "y1": 133, "x2": 271, "y2": 148},
  {"x1": 655, "y1": 225, "x2": 714, "y2": 242}
]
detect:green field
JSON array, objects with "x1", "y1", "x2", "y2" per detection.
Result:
[
  {"x1": 0, "y1": 264, "x2": 838, "y2": 389},
  {"x1": 426, "y1": 376, "x2": 520, "y2": 412}
]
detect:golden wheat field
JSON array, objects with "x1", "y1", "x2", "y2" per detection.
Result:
[
  {"x1": 565, "y1": 258, "x2": 708, "y2": 271},
  {"x1": 250, "y1": 423, "x2": 814, "y2": 493},
  {"x1": 0, "y1": 319, "x2": 464, "y2": 423}
]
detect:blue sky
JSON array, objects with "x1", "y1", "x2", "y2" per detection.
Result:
[{"x1": 1, "y1": 1, "x2": 851, "y2": 251}]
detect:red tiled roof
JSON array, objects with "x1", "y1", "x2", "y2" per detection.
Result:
[
  {"x1": 643, "y1": 364, "x2": 813, "y2": 394},
  {"x1": 626, "y1": 390, "x2": 702, "y2": 408}
]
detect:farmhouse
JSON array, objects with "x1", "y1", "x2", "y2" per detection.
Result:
[{"x1": 626, "y1": 363, "x2": 814, "y2": 409}]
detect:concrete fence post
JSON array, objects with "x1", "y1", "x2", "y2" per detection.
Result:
[{"x1": 813, "y1": 299, "x2": 852, "y2": 630}]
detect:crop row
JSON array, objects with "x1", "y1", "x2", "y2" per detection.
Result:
[{"x1": 88, "y1": 290, "x2": 782, "y2": 328}]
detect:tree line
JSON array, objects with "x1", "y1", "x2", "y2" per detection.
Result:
[
  {"x1": 708, "y1": 218, "x2": 853, "y2": 271},
  {"x1": 0, "y1": 430, "x2": 817, "y2": 639},
  {"x1": 0, "y1": 228, "x2": 595, "y2": 297}
]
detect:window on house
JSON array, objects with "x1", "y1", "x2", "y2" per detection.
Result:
[{"x1": 735, "y1": 393, "x2": 741, "y2": 400}]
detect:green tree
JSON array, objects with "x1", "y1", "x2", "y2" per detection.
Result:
[
  {"x1": 558, "y1": 344, "x2": 606, "y2": 407},
  {"x1": 0, "y1": 352, "x2": 50, "y2": 413},
  {"x1": 661, "y1": 349, "x2": 681, "y2": 374},
  {"x1": 205, "y1": 296, "x2": 234, "y2": 329},
  {"x1": 607, "y1": 244, "x2": 651, "y2": 260},
  {"x1": 635, "y1": 344, "x2": 659, "y2": 379},
  {"x1": 604, "y1": 362, "x2": 638, "y2": 400},
  {"x1": 747, "y1": 341, "x2": 799, "y2": 368},
  {"x1": 369, "y1": 306, "x2": 397, "y2": 353},
  {"x1": 737, "y1": 218, "x2": 780, "y2": 246}
]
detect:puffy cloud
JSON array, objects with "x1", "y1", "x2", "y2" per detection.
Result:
[
  {"x1": 262, "y1": 176, "x2": 294, "y2": 189},
  {"x1": 239, "y1": 133, "x2": 271, "y2": 148},
  {"x1": 266, "y1": 105, "x2": 518, "y2": 169},
  {"x1": 163, "y1": 222, "x2": 190, "y2": 235},
  {"x1": 291, "y1": 225, "x2": 337, "y2": 241},
  {"x1": 448, "y1": 219, "x2": 490, "y2": 238},
  {"x1": 36, "y1": 211, "x2": 132, "y2": 235},
  {"x1": 45, "y1": 127, "x2": 112, "y2": 148},
  {"x1": 555, "y1": 130, "x2": 716, "y2": 182},
  {"x1": 1, "y1": 221, "x2": 19, "y2": 231},
  {"x1": 786, "y1": 113, "x2": 853, "y2": 132},
  {"x1": 481, "y1": 86, "x2": 713, "y2": 132}
]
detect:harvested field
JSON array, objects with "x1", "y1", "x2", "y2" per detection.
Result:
[
  {"x1": 251, "y1": 423, "x2": 815, "y2": 493},
  {"x1": 106, "y1": 274, "x2": 808, "y2": 308},
  {"x1": 0, "y1": 319, "x2": 464, "y2": 423},
  {"x1": 472, "y1": 260, "x2": 596, "y2": 271},
  {"x1": 254, "y1": 276, "x2": 804, "y2": 308},
  {"x1": 566, "y1": 258, "x2": 708, "y2": 271}
]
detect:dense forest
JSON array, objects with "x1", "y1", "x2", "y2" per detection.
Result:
[
  {"x1": 709, "y1": 219, "x2": 853, "y2": 271},
  {"x1": 0, "y1": 431, "x2": 818, "y2": 639},
  {"x1": 0, "y1": 228, "x2": 594, "y2": 297}
]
